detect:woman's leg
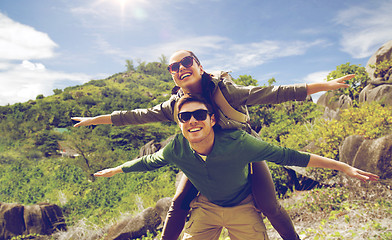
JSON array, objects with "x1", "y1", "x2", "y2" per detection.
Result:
[
  {"x1": 251, "y1": 161, "x2": 300, "y2": 240},
  {"x1": 161, "y1": 173, "x2": 199, "y2": 240}
]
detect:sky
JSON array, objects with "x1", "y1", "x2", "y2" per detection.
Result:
[{"x1": 1, "y1": 0, "x2": 392, "y2": 106}]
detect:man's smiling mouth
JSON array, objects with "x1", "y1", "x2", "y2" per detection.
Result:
[{"x1": 188, "y1": 127, "x2": 202, "y2": 132}]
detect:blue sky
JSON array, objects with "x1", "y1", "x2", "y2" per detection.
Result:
[{"x1": 1, "y1": 0, "x2": 392, "y2": 105}]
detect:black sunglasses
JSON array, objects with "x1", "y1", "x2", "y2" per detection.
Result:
[
  {"x1": 167, "y1": 56, "x2": 194, "y2": 74},
  {"x1": 178, "y1": 109, "x2": 211, "y2": 123}
]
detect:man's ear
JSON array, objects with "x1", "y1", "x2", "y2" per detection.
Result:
[{"x1": 210, "y1": 114, "x2": 216, "y2": 126}]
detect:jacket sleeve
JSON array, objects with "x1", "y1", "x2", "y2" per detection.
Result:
[
  {"x1": 110, "y1": 97, "x2": 176, "y2": 126},
  {"x1": 120, "y1": 148, "x2": 170, "y2": 172},
  {"x1": 219, "y1": 73, "x2": 308, "y2": 107}
]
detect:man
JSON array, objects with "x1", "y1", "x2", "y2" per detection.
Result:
[{"x1": 94, "y1": 94, "x2": 379, "y2": 240}]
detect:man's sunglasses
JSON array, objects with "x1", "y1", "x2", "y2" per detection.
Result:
[
  {"x1": 178, "y1": 109, "x2": 211, "y2": 123},
  {"x1": 167, "y1": 56, "x2": 194, "y2": 74}
]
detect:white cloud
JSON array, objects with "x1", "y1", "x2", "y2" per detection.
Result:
[
  {"x1": 95, "y1": 35, "x2": 326, "y2": 77},
  {"x1": 303, "y1": 71, "x2": 330, "y2": 84},
  {"x1": 0, "y1": 14, "x2": 92, "y2": 105},
  {"x1": 302, "y1": 71, "x2": 331, "y2": 102},
  {"x1": 0, "y1": 60, "x2": 91, "y2": 105},
  {"x1": 335, "y1": 0, "x2": 392, "y2": 59},
  {"x1": 0, "y1": 13, "x2": 58, "y2": 60},
  {"x1": 200, "y1": 39, "x2": 326, "y2": 72}
]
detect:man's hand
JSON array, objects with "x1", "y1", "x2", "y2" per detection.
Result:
[
  {"x1": 94, "y1": 167, "x2": 123, "y2": 178},
  {"x1": 342, "y1": 165, "x2": 380, "y2": 182}
]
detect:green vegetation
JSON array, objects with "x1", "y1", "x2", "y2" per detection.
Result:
[
  {"x1": 325, "y1": 62, "x2": 369, "y2": 104},
  {"x1": 1, "y1": 60, "x2": 392, "y2": 239}
]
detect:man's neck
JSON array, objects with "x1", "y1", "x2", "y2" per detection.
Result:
[{"x1": 189, "y1": 132, "x2": 215, "y2": 156}]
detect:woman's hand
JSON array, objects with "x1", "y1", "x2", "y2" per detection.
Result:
[{"x1": 72, "y1": 117, "x2": 95, "y2": 127}]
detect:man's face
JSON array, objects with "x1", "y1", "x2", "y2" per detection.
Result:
[
  {"x1": 169, "y1": 51, "x2": 204, "y2": 93},
  {"x1": 178, "y1": 101, "x2": 215, "y2": 144}
]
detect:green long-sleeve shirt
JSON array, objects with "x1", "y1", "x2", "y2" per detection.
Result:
[{"x1": 121, "y1": 129, "x2": 310, "y2": 207}]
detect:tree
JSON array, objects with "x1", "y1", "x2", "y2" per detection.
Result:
[
  {"x1": 36, "y1": 94, "x2": 44, "y2": 100},
  {"x1": 159, "y1": 54, "x2": 168, "y2": 65},
  {"x1": 268, "y1": 77, "x2": 276, "y2": 86},
  {"x1": 326, "y1": 63, "x2": 369, "y2": 104},
  {"x1": 53, "y1": 89, "x2": 63, "y2": 95},
  {"x1": 125, "y1": 59, "x2": 135, "y2": 72},
  {"x1": 234, "y1": 75, "x2": 258, "y2": 86}
]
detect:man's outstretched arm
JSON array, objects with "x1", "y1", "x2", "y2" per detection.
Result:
[{"x1": 307, "y1": 154, "x2": 380, "y2": 182}]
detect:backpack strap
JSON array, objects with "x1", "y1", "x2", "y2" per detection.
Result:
[{"x1": 213, "y1": 86, "x2": 249, "y2": 123}]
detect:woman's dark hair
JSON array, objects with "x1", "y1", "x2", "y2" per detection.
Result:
[{"x1": 186, "y1": 50, "x2": 201, "y2": 66}]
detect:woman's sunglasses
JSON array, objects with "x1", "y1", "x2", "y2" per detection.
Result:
[
  {"x1": 178, "y1": 109, "x2": 210, "y2": 123},
  {"x1": 167, "y1": 56, "x2": 194, "y2": 74}
]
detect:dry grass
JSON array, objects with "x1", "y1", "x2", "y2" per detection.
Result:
[
  {"x1": 266, "y1": 179, "x2": 392, "y2": 240},
  {"x1": 47, "y1": 180, "x2": 391, "y2": 240}
]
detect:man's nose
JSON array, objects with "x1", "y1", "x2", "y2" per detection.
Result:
[{"x1": 188, "y1": 115, "x2": 198, "y2": 124}]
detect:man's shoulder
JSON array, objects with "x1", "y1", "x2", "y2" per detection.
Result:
[
  {"x1": 163, "y1": 134, "x2": 188, "y2": 152},
  {"x1": 215, "y1": 129, "x2": 247, "y2": 140}
]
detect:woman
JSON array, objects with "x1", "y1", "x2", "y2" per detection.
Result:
[{"x1": 73, "y1": 50, "x2": 353, "y2": 240}]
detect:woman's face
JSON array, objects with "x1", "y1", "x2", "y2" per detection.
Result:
[{"x1": 169, "y1": 50, "x2": 204, "y2": 93}]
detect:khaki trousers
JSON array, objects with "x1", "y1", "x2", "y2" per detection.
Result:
[{"x1": 182, "y1": 194, "x2": 269, "y2": 240}]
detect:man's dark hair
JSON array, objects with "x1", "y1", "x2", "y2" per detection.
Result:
[
  {"x1": 177, "y1": 94, "x2": 214, "y2": 114},
  {"x1": 176, "y1": 94, "x2": 220, "y2": 126}
]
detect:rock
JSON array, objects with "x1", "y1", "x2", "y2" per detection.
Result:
[
  {"x1": 359, "y1": 84, "x2": 392, "y2": 106},
  {"x1": 104, "y1": 207, "x2": 161, "y2": 240},
  {"x1": 365, "y1": 40, "x2": 392, "y2": 83},
  {"x1": 360, "y1": 40, "x2": 392, "y2": 106},
  {"x1": 0, "y1": 202, "x2": 66, "y2": 240},
  {"x1": 317, "y1": 92, "x2": 352, "y2": 120},
  {"x1": 138, "y1": 135, "x2": 176, "y2": 158},
  {"x1": 154, "y1": 197, "x2": 172, "y2": 229},
  {"x1": 339, "y1": 135, "x2": 365, "y2": 166},
  {"x1": 340, "y1": 134, "x2": 392, "y2": 179},
  {"x1": 317, "y1": 92, "x2": 350, "y2": 110},
  {"x1": 0, "y1": 203, "x2": 25, "y2": 239}
]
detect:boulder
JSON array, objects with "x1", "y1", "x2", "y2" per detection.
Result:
[
  {"x1": 317, "y1": 92, "x2": 352, "y2": 120},
  {"x1": 365, "y1": 40, "x2": 392, "y2": 83},
  {"x1": 340, "y1": 134, "x2": 392, "y2": 179},
  {"x1": 104, "y1": 207, "x2": 161, "y2": 240},
  {"x1": 359, "y1": 84, "x2": 392, "y2": 106},
  {"x1": 360, "y1": 40, "x2": 392, "y2": 106},
  {"x1": 0, "y1": 202, "x2": 66, "y2": 240},
  {"x1": 154, "y1": 197, "x2": 172, "y2": 228},
  {"x1": 138, "y1": 135, "x2": 176, "y2": 158}
]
